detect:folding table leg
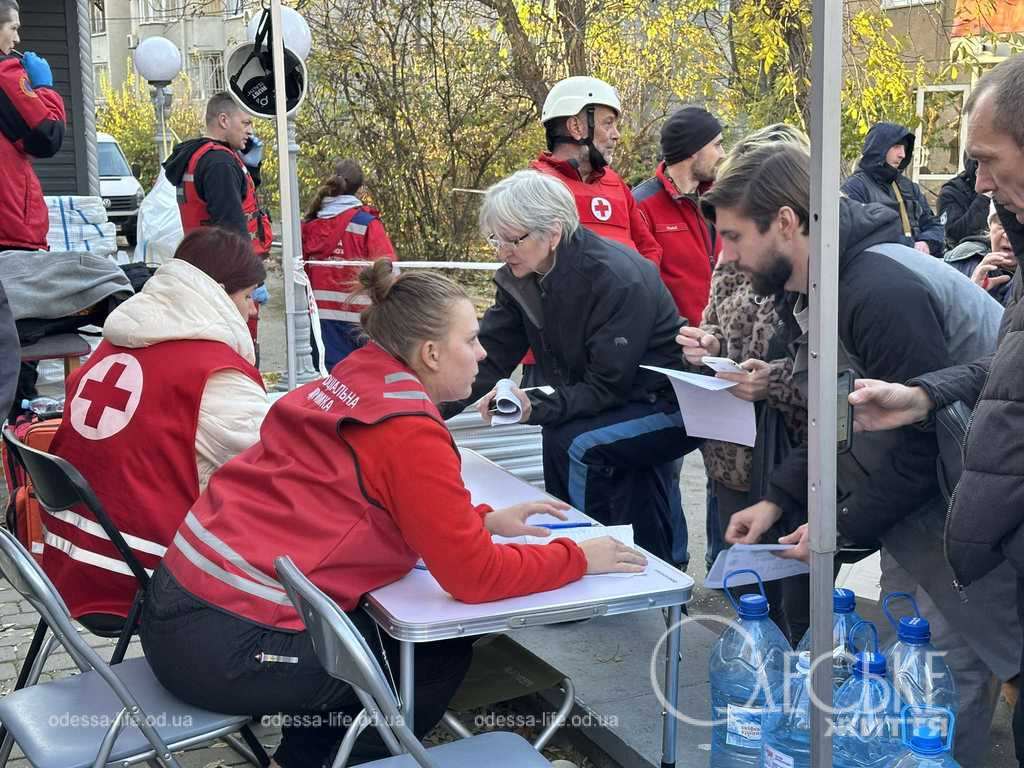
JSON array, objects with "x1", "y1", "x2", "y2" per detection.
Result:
[
  {"x1": 399, "y1": 641, "x2": 415, "y2": 739},
  {"x1": 661, "y1": 604, "x2": 682, "y2": 768}
]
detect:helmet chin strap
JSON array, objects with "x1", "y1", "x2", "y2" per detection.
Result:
[{"x1": 550, "y1": 107, "x2": 608, "y2": 172}]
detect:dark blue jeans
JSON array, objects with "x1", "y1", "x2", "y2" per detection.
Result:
[
  {"x1": 540, "y1": 399, "x2": 700, "y2": 567},
  {"x1": 320, "y1": 320, "x2": 364, "y2": 371}
]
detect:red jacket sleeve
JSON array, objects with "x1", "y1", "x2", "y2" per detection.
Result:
[
  {"x1": 348, "y1": 417, "x2": 587, "y2": 603},
  {"x1": 625, "y1": 183, "x2": 662, "y2": 266},
  {"x1": 0, "y1": 58, "x2": 65, "y2": 158},
  {"x1": 365, "y1": 218, "x2": 396, "y2": 261}
]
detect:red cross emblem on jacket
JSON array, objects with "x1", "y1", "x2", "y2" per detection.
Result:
[{"x1": 67, "y1": 354, "x2": 143, "y2": 440}]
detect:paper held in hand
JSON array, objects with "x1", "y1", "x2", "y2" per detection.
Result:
[
  {"x1": 641, "y1": 365, "x2": 757, "y2": 446},
  {"x1": 704, "y1": 544, "x2": 809, "y2": 589},
  {"x1": 490, "y1": 378, "x2": 523, "y2": 426}
]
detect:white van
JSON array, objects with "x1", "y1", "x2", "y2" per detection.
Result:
[{"x1": 97, "y1": 132, "x2": 145, "y2": 245}]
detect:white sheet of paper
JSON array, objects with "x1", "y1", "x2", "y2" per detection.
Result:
[
  {"x1": 704, "y1": 543, "x2": 809, "y2": 589},
  {"x1": 642, "y1": 365, "x2": 756, "y2": 447},
  {"x1": 493, "y1": 524, "x2": 643, "y2": 577},
  {"x1": 490, "y1": 378, "x2": 523, "y2": 426}
]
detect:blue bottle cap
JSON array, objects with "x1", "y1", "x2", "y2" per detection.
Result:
[
  {"x1": 897, "y1": 616, "x2": 931, "y2": 644},
  {"x1": 909, "y1": 725, "x2": 945, "y2": 755},
  {"x1": 796, "y1": 651, "x2": 811, "y2": 673},
  {"x1": 737, "y1": 593, "x2": 769, "y2": 619},
  {"x1": 852, "y1": 650, "x2": 887, "y2": 676},
  {"x1": 833, "y1": 588, "x2": 856, "y2": 613}
]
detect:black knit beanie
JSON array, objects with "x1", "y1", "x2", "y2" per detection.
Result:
[{"x1": 661, "y1": 106, "x2": 723, "y2": 165}]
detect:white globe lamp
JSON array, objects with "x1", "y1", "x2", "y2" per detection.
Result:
[
  {"x1": 246, "y1": 6, "x2": 312, "y2": 62},
  {"x1": 132, "y1": 36, "x2": 182, "y2": 87}
]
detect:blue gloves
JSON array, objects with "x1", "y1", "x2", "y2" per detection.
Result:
[
  {"x1": 252, "y1": 285, "x2": 269, "y2": 305},
  {"x1": 240, "y1": 135, "x2": 264, "y2": 168},
  {"x1": 21, "y1": 52, "x2": 53, "y2": 89}
]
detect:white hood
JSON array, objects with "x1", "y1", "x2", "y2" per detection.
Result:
[{"x1": 103, "y1": 259, "x2": 256, "y2": 364}]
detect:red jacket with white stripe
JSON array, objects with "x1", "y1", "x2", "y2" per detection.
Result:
[
  {"x1": 0, "y1": 54, "x2": 66, "y2": 250},
  {"x1": 48, "y1": 339, "x2": 263, "y2": 619},
  {"x1": 302, "y1": 206, "x2": 395, "y2": 323},
  {"x1": 162, "y1": 343, "x2": 586, "y2": 630}
]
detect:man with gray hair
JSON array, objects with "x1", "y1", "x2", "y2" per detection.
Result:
[
  {"x1": 849, "y1": 52, "x2": 1024, "y2": 764},
  {"x1": 441, "y1": 170, "x2": 699, "y2": 568}
]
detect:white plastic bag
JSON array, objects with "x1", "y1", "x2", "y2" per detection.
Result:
[
  {"x1": 136, "y1": 169, "x2": 183, "y2": 265},
  {"x1": 44, "y1": 195, "x2": 113, "y2": 253}
]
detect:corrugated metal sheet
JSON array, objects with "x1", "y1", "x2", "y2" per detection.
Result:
[{"x1": 447, "y1": 411, "x2": 545, "y2": 487}]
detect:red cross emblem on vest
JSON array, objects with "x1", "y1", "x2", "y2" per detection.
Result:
[
  {"x1": 68, "y1": 353, "x2": 144, "y2": 441},
  {"x1": 591, "y1": 196, "x2": 612, "y2": 222}
]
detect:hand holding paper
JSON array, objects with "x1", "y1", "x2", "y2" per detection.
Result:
[
  {"x1": 477, "y1": 378, "x2": 532, "y2": 426},
  {"x1": 641, "y1": 365, "x2": 757, "y2": 446}
]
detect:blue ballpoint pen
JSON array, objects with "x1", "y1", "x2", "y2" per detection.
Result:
[{"x1": 536, "y1": 522, "x2": 595, "y2": 530}]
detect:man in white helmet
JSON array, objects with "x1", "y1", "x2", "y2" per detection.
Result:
[{"x1": 531, "y1": 76, "x2": 663, "y2": 265}]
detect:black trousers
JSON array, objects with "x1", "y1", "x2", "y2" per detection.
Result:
[
  {"x1": 139, "y1": 568, "x2": 473, "y2": 768},
  {"x1": 541, "y1": 399, "x2": 700, "y2": 566},
  {"x1": 1015, "y1": 578, "x2": 1024, "y2": 767}
]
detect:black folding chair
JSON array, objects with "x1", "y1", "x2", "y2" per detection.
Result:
[{"x1": 0, "y1": 428, "x2": 270, "y2": 767}]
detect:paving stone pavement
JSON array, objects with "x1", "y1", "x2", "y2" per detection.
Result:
[{"x1": 0, "y1": 579, "x2": 283, "y2": 768}]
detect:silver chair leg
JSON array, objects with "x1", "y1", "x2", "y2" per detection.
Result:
[
  {"x1": 441, "y1": 711, "x2": 472, "y2": 740},
  {"x1": 532, "y1": 677, "x2": 575, "y2": 751},
  {"x1": 0, "y1": 631, "x2": 59, "y2": 768},
  {"x1": 223, "y1": 734, "x2": 259, "y2": 766},
  {"x1": 331, "y1": 709, "x2": 372, "y2": 768}
]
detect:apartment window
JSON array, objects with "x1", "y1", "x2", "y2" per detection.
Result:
[
  {"x1": 94, "y1": 62, "x2": 110, "y2": 92},
  {"x1": 137, "y1": 0, "x2": 175, "y2": 23},
  {"x1": 224, "y1": 0, "x2": 247, "y2": 17},
  {"x1": 913, "y1": 85, "x2": 969, "y2": 182},
  {"x1": 91, "y1": 0, "x2": 106, "y2": 33},
  {"x1": 189, "y1": 52, "x2": 226, "y2": 99}
]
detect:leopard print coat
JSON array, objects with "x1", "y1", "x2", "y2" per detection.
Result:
[{"x1": 696, "y1": 263, "x2": 808, "y2": 492}]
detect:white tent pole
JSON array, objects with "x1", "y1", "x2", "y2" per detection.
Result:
[
  {"x1": 808, "y1": 0, "x2": 842, "y2": 763},
  {"x1": 269, "y1": 0, "x2": 298, "y2": 391}
]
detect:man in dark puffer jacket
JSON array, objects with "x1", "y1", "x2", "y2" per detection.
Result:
[{"x1": 851, "y1": 53, "x2": 1024, "y2": 766}]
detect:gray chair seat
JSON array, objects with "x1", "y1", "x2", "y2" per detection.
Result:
[
  {"x1": 360, "y1": 732, "x2": 550, "y2": 767},
  {"x1": 0, "y1": 656, "x2": 250, "y2": 768}
]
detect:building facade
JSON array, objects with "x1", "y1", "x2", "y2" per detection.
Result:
[{"x1": 90, "y1": 0, "x2": 261, "y2": 102}]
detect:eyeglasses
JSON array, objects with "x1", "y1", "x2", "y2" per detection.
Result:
[{"x1": 486, "y1": 231, "x2": 533, "y2": 251}]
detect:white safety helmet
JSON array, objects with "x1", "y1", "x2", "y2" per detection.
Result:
[{"x1": 541, "y1": 76, "x2": 621, "y2": 124}]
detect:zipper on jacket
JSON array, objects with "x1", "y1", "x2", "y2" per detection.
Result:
[{"x1": 944, "y1": 389, "x2": 982, "y2": 603}]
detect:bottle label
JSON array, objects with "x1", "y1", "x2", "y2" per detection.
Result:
[
  {"x1": 763, "y1": 744, "x2": 795, "y2": 768},
  {"x1": 726, "y1": 704, "x2": 763, "y2": 747}
]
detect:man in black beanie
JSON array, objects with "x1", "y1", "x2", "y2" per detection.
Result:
[{"x1": 634, "y1": 105, "x2": 725, "y2": 327}]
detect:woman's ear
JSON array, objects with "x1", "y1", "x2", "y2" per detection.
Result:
[{"x1": 416, "y1": 339, "x2": 443, "y2": 373}]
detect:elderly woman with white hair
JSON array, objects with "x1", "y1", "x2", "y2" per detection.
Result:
[
  {"x1": 441, "y1": 169, "x2": 700, "y2": 566},
  {"x1": 944, "y1": 199, "x2": 1018, "y2": 306}
]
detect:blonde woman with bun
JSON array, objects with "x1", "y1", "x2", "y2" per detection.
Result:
[{"x1": 139, "y1": 260, "x2": 645, "y2": 768}]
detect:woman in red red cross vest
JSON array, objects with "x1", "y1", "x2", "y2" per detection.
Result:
[
  {"x1": 47, "y1": 227, "x2": 271, "y2": 625},
  {"x1": 302, "y1": 159, "x2": 396, "y2": 368},
  {"x1": 138, "y1": 260, "x2": 646, "y2": 768}
]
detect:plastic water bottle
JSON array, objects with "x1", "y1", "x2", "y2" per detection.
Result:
[
  {"x1": 709, "y1": 569, "x2": 790, "y2": 768},
  {"x1": 20, "y1": 396, "x2": 64, "y2": 418},
  {"x1": 796, "y1": 587, "x2": 863, "y2": 688},
  {"x1": 889, "y1": 707, "x2": 961, "y2": 767},
  {"x1": 882, "y1": 593, "x2": 960, "y2": 720},
  {"x1": 761, "y1": 651, "x2": 813, "y2": 768},
  {"x1": 833, "y1": 621, "x2": 903, "y2": 768}
]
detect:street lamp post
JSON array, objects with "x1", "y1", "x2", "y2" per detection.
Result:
[
  {"x1": 247, "y1": 7, "x2": 319, "y2": 388},
  {"x1": 132, "y1": 37, "x2": 182, "y2": 163}
]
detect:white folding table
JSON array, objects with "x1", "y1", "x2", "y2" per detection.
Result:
[{"x1": 362, "y1": 448, "x2": 694, "y2": 767}]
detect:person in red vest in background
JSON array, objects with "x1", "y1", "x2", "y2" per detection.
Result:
[
  {"x1": 0, "y1": 0, "x2": 65, "y2": 252},
  {"x1": 302, "y1": 159, "x2": 395, "y2": 368},
  {"x1": 634, "y1": 106, "x2": 725, "y2": 327},
  {"x1": 163, "y1": 92, "x2": 273, "y2": 352},
  {"x1": 531, "y1": 75, "x2": 661, "y2": 264},
  {"x1": 520, "y1": 76, "x2": 662, "y2": 386},
  {"x1": 47, "y1": 227, "x2": 269, "y2": 626}
]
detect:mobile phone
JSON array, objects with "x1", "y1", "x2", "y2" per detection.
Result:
[
  {"x1": 837, "y1": 369, "x2": 854, "y2": 454},
  {"x1": 702, "y1": 356, "x2": 746, "y2": 374}
]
